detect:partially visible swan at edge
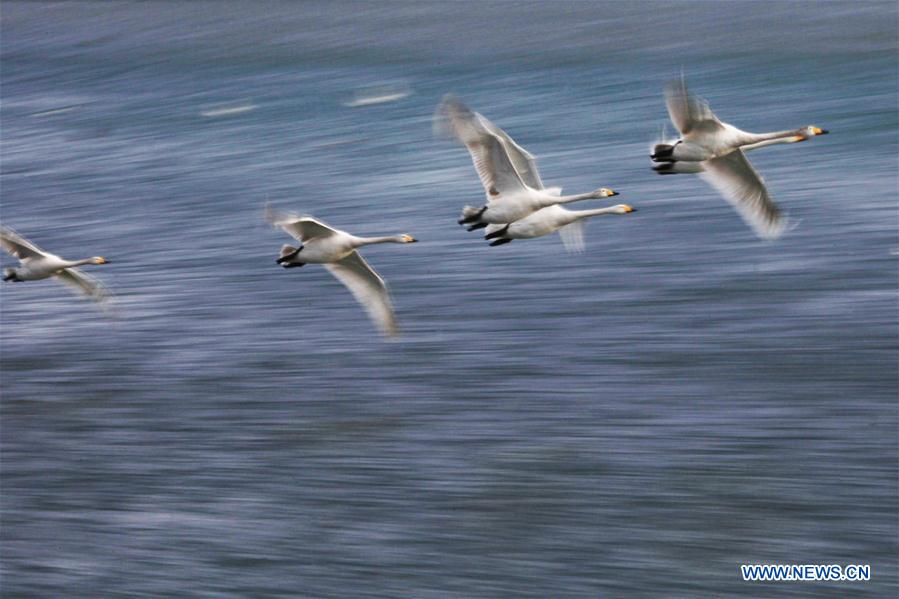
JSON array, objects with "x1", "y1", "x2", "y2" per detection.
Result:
[
  {"x1": 1, "y1": 226, "x2": 113, "y2": 309},
  {"x1": 434, "y1": 94, "x2": 618, "y2": 229},
  {"x1": 484, "y1": 203, "x2": 636, "y2": 251},
  {"x1": 651, "y1": 76, "x2": 828, "y2": 239},
  {"x1": 265, "y1": 206, "x2": 417, "y2": 337}
]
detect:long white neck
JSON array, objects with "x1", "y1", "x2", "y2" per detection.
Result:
[
  {"x1": 739, "y1": 128, "x2": 803, "y2": 147},
  {"x1": 538, "y1": 190, "x2": 605, "y2": 208},
  {"x1": 67, "y1": 257, "x2": 100, "y2": 267},
  {"x1": 352, "y1": 235, "x2": 407, "y2": 247},
  {"x1": 559, "y1": 206, "x2": 626, "y2": 225},
  {"x1": 742, "y1": 134, "x2": 803, "y2": 152}
]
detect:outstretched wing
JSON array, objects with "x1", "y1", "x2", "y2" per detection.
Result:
[
  {"x1": 476, "y1": 113, "x2": 544, "y2": 190},
  {"x1": 55, "y1": 268, "x2": 116, "y2": 312},
  {"x1": 558, "y1": 221, "x2": 586, "y2": 253},
  {"x1": 324, "y1": 251, "x2": 397, "y2": 337},
  {"x1": 700, "y1": 149, "x2": 787, "y2": 240},
  {"x1": 265, "y1": 206, "x2": 338, "y2": 242},
  {"x1": 435, "y1": 95, "x2": 529, "y2": 198},
  {"x1": 664, "y1": 77, "x2": 724, "y2": 137},
  {"x1": 0, "y1": 226, "x2": 47, "y2": 261}
]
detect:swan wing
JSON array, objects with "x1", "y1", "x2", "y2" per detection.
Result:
[
  {"x1": 324, "y1": 251, "x2": 397, "y2": 337},
  {"x1": 56, "y1": 268, "x2": 115, "y2": 310},
  {"x1": 265, "y1": 206, "x2": 338, "y2": 242},
  {"x1": 435, "y1": 95, "x2": 528, "y2": 197},
  {"x1": 700, "y1": 149, "x2": 787, "y2": 240},
  {"x1": 476, "y1": 114, "x2": 544, "y2": 190},
  {"x1": 664, "y1": 77, "x2": 723, "y2": 136},
  {"x1": 558, "y1": 221, "x2": 586, "y2": 254},
  {"x1": 0, "y1": 226, "x2": 47, "y2": 260}
]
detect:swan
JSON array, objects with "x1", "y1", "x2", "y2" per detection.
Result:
[
  {"x1": 1, "y1": 226, "x2": 113, "y2": 307},
  {"x1": 265, "y1": 207, "x2": 417, "y2": 337},
  {"x1": 651, "y1": 77, "x2": 828, "y2": 239},
  {"x1": 434, "y1": 94, "x2": 618, "y2": 230},
  {"x1": 483, "y1": 203, "x2": 636, "y2": 251},
  {"x1": 652, "y1": 133, "x2": 822, "y2": 175}
]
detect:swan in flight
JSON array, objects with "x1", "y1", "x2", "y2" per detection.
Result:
[
  {"x1": 434, "y1": 94, "x2": 617, "y2": 230},
  {"x1": 265, "y1": 207, "x2": 417, "y2": 337},
  {"x1": 484, "y1": 203, "x2": 636, "y2": 251},
  {"x1": 651, "y1": 77, "x2": 828, "y2": 239},
  {"x1": 1, "y1": 226, "x2": 113, "y2": 308}
]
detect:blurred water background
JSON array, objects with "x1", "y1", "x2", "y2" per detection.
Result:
[{"x1": 1, "y1": 1, "x2": 897, "y2": 596}]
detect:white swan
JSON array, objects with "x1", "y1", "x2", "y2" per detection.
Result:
[
  {"x1": 484, "y1": 203, "x2": 636, "y2": 251},
  {"x1": 652, "y1": 133, "x2": 821, "y2": 175},
  {"x1": 651, "y1": 77, "x2": 828, "y2": 239},
  {"x1": 265, "y1": 207, "x2": 417, "y2": 337},
  {"x1": 1, "y1": 226, "x2": 113, "y2": 307},
  {"x1": 435, "y1": 94, "x2": 617, "y2": 229}
]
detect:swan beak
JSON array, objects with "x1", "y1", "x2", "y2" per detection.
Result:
[
  {"x1": 623, "y1": 205, "x2": 636, "y2": 213},
  {"x1": 97, "y1": 257, "x2": 109, "y2": 264},
  {"x1": 403, "y1": 235, "x2": 418, "y2": 243},
  {"x1": 607, "y1": 190, "x2": 619, "y2": 197},
  {"x1": 812, "y1": 126, "x2": 828, "y2": 135}
]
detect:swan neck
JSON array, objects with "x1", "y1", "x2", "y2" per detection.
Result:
[
  {"x1": 567, "y1": 206, "x2": 618, "y2": 220},
  {"x1": 355, "y1": 235, "x2": 403, "y2": 246},
  {"x1": 550, "y1": 191, "x2": 595, "y2": 206},
  {"x1": 741, "y1": 129, "x2": 800, "y2": 145}
]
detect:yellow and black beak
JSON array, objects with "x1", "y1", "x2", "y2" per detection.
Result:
[{"x1": 812, "y1": 126, "x2": 829, "y2": 135}]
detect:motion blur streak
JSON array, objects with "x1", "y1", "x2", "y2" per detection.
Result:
[{"x1": 1, "y1": 2, "x2": 896, "y2": 597}]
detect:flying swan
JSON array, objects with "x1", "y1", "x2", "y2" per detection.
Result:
[
  {"x1": 1, "y1": 226, "x2": 113, "y2": 308},
  {"x1": 265, "y1": 207, "x2": 417, "y2": 337},
  {"x1": 651, "y1": 77, "x2": 828, "y2": 239},
  {"x1": 434, "y1": 94, "x2": 618, "y2": 230},
  {"x1": 483, "y1": 203, "x2": 636, "y2": 251}
]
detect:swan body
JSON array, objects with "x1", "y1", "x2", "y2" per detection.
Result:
[
  {"x1": 484, "y1": 204, "x2": 636, "y2": 251},
  {"x1": 652, "y1": 129, "x2": 825, "y2": 175},
  {"x1": 651, "y1": 77, "x2": 828, "y2": 239},
  {"x1": 435, "y1": 94, "x2": 617, "y2": 228},
  {"x1": 265, "y1": 207, "x2": 417, "y2": 337},
  {"x1": 1, "y1": 226, "x2": 112, "y2": 306}
]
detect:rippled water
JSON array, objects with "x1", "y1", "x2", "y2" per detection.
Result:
[{"x1": 1, "y1": 2, "x2": 897, "y2": 596}]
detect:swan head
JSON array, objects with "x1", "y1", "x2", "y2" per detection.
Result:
[
  {"x1": 593, "y1": 187, "x2": 618, "y2": 199},
  {"x1": 400, "y1": 235, "x2": 417, "y2": 243},
  {"x1": 91, "y1": 257, "x2": 109, "y2": 265},
  {"x1": 797, "y1": 125, "x2": 828, "y2": 140},
  {"x1": 612, "y1": 204, "x2": 637, "y2": 214}
]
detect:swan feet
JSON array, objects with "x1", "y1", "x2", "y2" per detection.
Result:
[
  {"x1": 652, "y1": 163, "x2": 677, "y2": 174},
  {"x1": 484, "y1": 224, "x2": 510, "y2": 241},
  {"x1": 466, "y1": 222, "x2": 488, "y2": 231},
  {"x1": 458, "y1": 206, "x2": 487, "y2": 225},
  {"x1": 489, "y1": 238, "x2": 512, "y2": 247},
  {"x1": 650, "y1": 141, "x2": 680, "y2": 162},
  {"x1": 276, "y1": 244, "x2": 304, "y2": 265}
]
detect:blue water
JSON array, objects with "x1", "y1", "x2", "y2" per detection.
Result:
[{"x1": 1, "y1": 2, "x2": 897, "y2": 596}]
